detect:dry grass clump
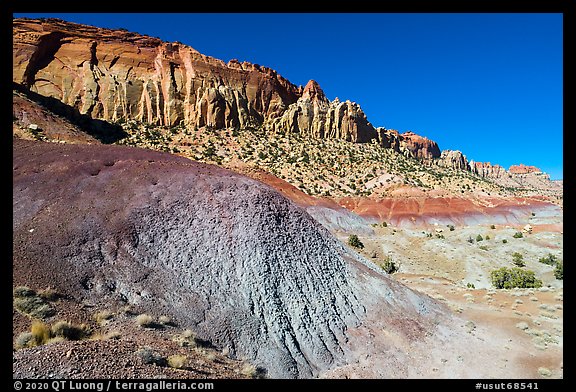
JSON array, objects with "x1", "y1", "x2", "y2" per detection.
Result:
[
  {"x1": 38, "y1": 287, "x2": 61, "y2": 301},
  {"x1": 51, "y1": 320, "x2": 91, "y2": 340},
  {"x1": 31, "y1": 320, "x2": 51, "y2": 346},
  {"x1": 159, "y1": 315, "x2": 175, "y2": 326},
  {"x1": 173, "y1": 329, "x2": 199, "y2": 348},
  {"x1": 167, "y1": 354, "x2": 188, "y2": 369},
  {"x1": 240, "y1": 362, "x2": 266, "y2": 379},
  {"x1": 135, "y1": 313, "x2": 156, "y2": 328},
  {"x1": 94, "y1": 310, "x2": 115, "y2": 325}
]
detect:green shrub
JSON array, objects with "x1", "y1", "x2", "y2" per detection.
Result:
[
  {"x1": 136, "y1": 347, "x2": 167, "y2": 366},
  {"x1": 380, "y1": 256, "x2": 398, "y2": 274},
  {"x1": 554, "y1": 261, "x2": 563, "y2": 280},
  {"x1": 490, "y1": 267, "x2": 542, "y2": 289},
  {"x1": 513, "y1": 232, "x2": 523, "y2": 239},
  {"x1": 347, "y1": 234, "x2": 364, "y2": 249},
  {"x1": 538, "y1": 254, "x2": 557, "y2": 266},
  {"x1": 13, "y1": 286, "x2": 36, "y2": 297},
  {"x1": 512, "y1": 252, "x2": 525, "y2": 267},
  {"x1": 14, "y1": 332, "x2": 34, "y2": 349},
  {"x1": 476, "y1": 234, "x2": 484, "y2": 242},
  {"x1": 13, "y1": 287, "x2": 55, "y2": 319}
]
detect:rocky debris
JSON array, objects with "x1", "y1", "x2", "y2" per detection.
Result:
[
  {"x1": 13, "y1": 326, "x2": 246, "y2": 379},
  {"x1": 13, "y1": 139, "x2": 450, "y2": 379},
  {"x1": 266, "y1": 80, "x2": 378, "y2": 143},
  {"x1": 13, "y1": 18, "x2": 300, "y2": 129}
]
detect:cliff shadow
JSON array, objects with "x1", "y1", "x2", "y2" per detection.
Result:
[{"x1": 13, "y1": 82, "x2": 128, "y2": 144}]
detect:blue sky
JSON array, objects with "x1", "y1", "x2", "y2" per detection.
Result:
[{"x1": 14, "y1": 13, "x2": 563, "y2": 179}]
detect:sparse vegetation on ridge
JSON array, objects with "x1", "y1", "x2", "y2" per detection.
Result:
[{"x1": 113, "y1": 122, "x2": 552, "y2": 199}]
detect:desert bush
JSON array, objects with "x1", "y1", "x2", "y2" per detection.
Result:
[
  {"x1": 554, "y1": 261, "x2": 563, "y2": 280},
  {"x1": 476, "y1": 234, "x2": 484, "y2": 242},
  {"x1": 13, "y1": 288, "x2": 55, "y2": 319},
  {"x1": 466, "y1": 283, "x2": 475, "y2": 289},
  {"x1": 38, "y1": 287, "x2": 60, "y2": 301},
  {"x1": 51, "y1": 320, "x2": 91, "y2": 340},
  {"x1": 513, "y1": 231, "x2": 523, "y2": 239},
  {"x1": 14, "y1": 332, "x2": 34, "y2": 349},
  {"x1": 479, "y1": 245, "x2": 489, "y2": 251},
  {"x1": 380, "y1": 256, "x2": 398, "y2": 274},
  {"x1": 448, "y1": 225, "x2": 455, "y2": 231},
  {"x1": 467, "y1": 236, "x2": 474, "y2": 244},
  {"x1": 538, "y1": 254, "x2": 557, "y2": 266},
  {"x1": 347, "y1": 234, "x2": 364, "y2": 249},
  {"x1": 490, "y1": 224, "x2": 496, "y2": 229},
  {"x1": 13, "y1": 286, "x2": 36, "y2": 297},
  {"x1": 135, "y1": 314, "x2": 156, "y2": 328},
  {"x1": 167, "y1": 354, "x2": 188, "y2": 369},
  {"x1": 512, "y1": 252, "x2": 525, "y2": 267},
  {"x1": 485, "y1": 235, "x2": 490, "y2": 240},
  {"x1": 502, "y1": 239, "x2": 508, "y2": 244},
  {"x1": 381, "y1": 221, "x2": 388, "y2": 227},
  {"x1": 490, "y1": 267, "x2": 542, "y2": 289},
  {"x1": 136, "y1": 347, "x2": 167, "y2": 366}
]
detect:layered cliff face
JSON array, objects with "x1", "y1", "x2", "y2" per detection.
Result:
[
  {"x1": 398, "y1": 131, "x2": 441, "y2": 160},
  {"x1": 509, "y1": 164, "x2": 542, "y2": 175},
  {"x1": 13, "y1": 18, "x2": 554, "y2": 185},
  {"x1": 13, "y1": 18, "x2": 301, "y2": 128},
  {"x1": 469, "y1": 161, "x2": 507, "y2": 178},
  {"x1": 265, "y1": 80, "x2": 378, "y2": 143},
  {"x1": 435, "y1": 150, "x2": 469, "y2": 171}
]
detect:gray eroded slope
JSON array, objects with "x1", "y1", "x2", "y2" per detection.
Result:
[{"x1": 13, "y1": 139, "x2": 446, "y2": 378}]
